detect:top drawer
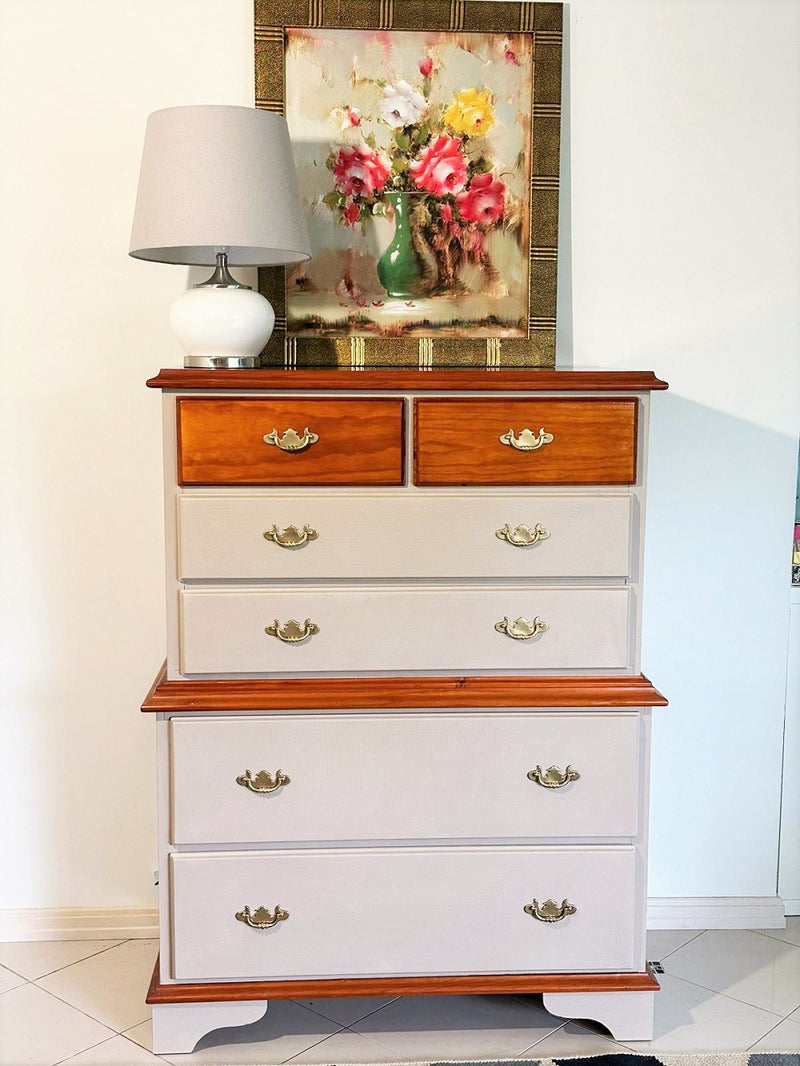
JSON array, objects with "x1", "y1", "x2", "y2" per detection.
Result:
[
  {"x1": 177, "y1": 398, "x2": 404, "y2": 486},
  {"x1": 414, "y1": 398, "x2": 638, "y2": 485}
]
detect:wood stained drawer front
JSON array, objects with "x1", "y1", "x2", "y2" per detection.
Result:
[
  {"x1": 177, "y1": 398, "x2": 404, "y2": 485},
  {"x1": 414, "y1": 398, "x2": 638, "y2": 485},
  {"x1": 170, "y1": 712, "x2": 641, "y2": 844},
  {"x1": 169, "y1": 845, "x2": 639, "y2": 980},
  {"x1": 178, "y1": 586, "x2": 631, "y2": 675},
  {"x1": 177, "y1": 493, "x2": 633, "y2": 580}
]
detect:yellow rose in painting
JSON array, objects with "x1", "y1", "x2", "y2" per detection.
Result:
[{"x1": 443, "y1": 88, "x2": 495, "y2": 137}]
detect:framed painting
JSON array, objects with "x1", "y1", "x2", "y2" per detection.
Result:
[{"x1": 255, "y1": 0, "x2": 562, "y2": 368}]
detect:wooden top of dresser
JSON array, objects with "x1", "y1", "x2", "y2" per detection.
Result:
[{"x1": 147, "y1": 369, "x2": 668, "y2": 392}]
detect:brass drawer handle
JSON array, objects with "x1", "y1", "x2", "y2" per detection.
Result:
[
  {"x1": 236, "y1": 769, "x2": 291, "y2": 794},
  {"x1": 527, "y1": 765, "x2": 580, "y2": 788},
  {"x1": 265, "y1": 618, "x2": 320, "y2": 644},
  {"x1": 263, "y1": 427, "x2": 319, "y2": 452},
  {"x1": 235, "y1": 905, "x2": 289, "y2": 930},
  {"x1": 499, "y1": 427, "x2": 554, "y2": 452},
  {"x1": 495, "y1": 616, "x2": 548, "y2": 640},
  {"x1": 524, "y1": 898, "x2": 577, "y2": 923},
  {"x1": 264, "y1": 523, "x2": 319, "y2": 548},
  {"x1": 496, "y1": 522, "x2": 551, "y2": 547}
]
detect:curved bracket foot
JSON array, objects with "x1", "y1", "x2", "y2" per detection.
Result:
[
  {"x1": 543, "y1": 989, "x2": 655, "y2": 1041},
  {"x1": 150, "y1": 999, "x2": 269, "y2": 1054}
]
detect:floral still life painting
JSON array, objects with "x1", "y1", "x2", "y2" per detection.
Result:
[{"x1": 284, "y1": 28, "x2": 534, "y2": 340}]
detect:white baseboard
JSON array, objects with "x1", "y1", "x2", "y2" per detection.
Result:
[
  {"x1": 0, "y1": 896, "x2": 788, "y2": 943},
  {"x1": 647, "y1": 895, "x2": 786, "y2": 929},
  {"x1": 0, "y1": 907, "x2": 158, "y2": 943}
]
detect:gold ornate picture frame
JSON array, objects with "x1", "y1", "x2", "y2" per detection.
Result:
[{"x1": 255, "y1": 0, "x2": 562, "y2": 369}]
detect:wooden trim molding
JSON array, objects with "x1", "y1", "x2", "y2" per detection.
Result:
[
  {"x1": 147, "y1": 368, "x2": 669, "y2": 392},
  {"x1": 142, "y1": 665, "x2": 667, "y2": 712},
  {"x1": 146, "y1": 958, "x2": 660, "y2": 1004}
]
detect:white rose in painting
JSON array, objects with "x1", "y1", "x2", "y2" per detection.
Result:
[{"x1": 380, "y1": 80, "x2": 426, "y2": 128}]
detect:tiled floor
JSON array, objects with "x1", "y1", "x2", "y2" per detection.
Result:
[{"x1": 1, "y1": 923, "x2": 800, "y2": 1064}]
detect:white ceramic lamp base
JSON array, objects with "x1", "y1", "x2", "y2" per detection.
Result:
[{"x1": 170, "y1": 285, "x2": 275, "y2": 369}]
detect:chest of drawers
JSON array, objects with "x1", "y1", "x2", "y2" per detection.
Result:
[{"x1": 142, "y1": 368, "x2": 667, "y2": 1053}]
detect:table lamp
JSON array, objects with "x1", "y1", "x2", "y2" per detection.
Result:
[{"x1": 129, "y1": 105, "x2": 311, "y2": 368}]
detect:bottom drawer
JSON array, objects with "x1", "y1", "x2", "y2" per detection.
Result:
[{"x1": 170, "y1": 846, "x2": 640, "y2": 981}]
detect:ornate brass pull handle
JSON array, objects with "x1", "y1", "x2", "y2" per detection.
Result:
[
  {"x1": 495, "y1": 616, "x2": 548, "y2": 640},
  {"x1": 263, "y1": 427, "x2": 319, "y2": 453},
  {"x1": 265, "y1": 618, "x2": 320, "y2": 644},
  {"x1": 264, "y1": 524, "x2": 319, "y2": 548},
  {"x1": 499, "y1": 427, "x2": 554, "y2": 451},
  {"x1": 236, "y1": 769, "x2": 291, "y2": 794},
  {"x1": 235, "y1": 905, "x2": 289, "y2": 930},
  {"x1": 524, "y1": 898, "x2": 577, "y2": 923},
  {"x1": 527, "y1": 765, "x2": 580, "y2": 788},
  {"x1": 496, "y1": 523, "x2": 551, "y2": 547}
]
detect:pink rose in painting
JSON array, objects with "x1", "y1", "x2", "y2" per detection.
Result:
[
  {"x1": 333, "y1": 145, "x2": 391, "y2": 198},
  {"x1": 342, "y1": 200, "x2": 361, "y2": 226},
  {"x1": 418, "y1": 56, "x2": 434, "y2": 78},
  {"x1": 440, "y1": 202, "x2": 453, "y2": 223},
  {"x1": 410, "y1": 136, "x2": 468, "y2": 196},
  {"x1": 456, "y1": 172, "x2": 506, "y2": 226}
]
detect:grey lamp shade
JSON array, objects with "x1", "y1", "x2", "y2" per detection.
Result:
[{"x1": 129, "y1": 105, "x2": 311, "y2": 267}]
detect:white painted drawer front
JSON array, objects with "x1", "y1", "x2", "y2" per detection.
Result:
[
  {"x1": 179, "y1": 586, "x2": 631, "y2": 675},
  {"x1": 170, "y1": 712, "x2": 640, "y2": 844},
  {"x1": 177, "y1": 493, "x2": 632, "y2": 580},
  {"x1": 170, "y1": 845, "x2": 639, "y2": 980}
]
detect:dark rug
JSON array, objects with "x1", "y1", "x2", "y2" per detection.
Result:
[
  {"x1": 228, "y1": 1055, "x2": 800, "y2": 1065},
  {"x1": 425, "y1": 1058, "x2": 800, "y2": 1065}
]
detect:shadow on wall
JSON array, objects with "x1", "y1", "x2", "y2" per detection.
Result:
[{"x1": 642, "y1": 390, "x2": 797, "y2": 896}]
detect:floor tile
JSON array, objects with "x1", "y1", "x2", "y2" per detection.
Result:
[
  {"x1": 647, "y1": 928, "x2": 703, "y2": 960},
  {"x1": 35, "y1": 939, "x2": 158, "y2": 1033},
  {"x1": 664, "y1": 928, "x2": 800, "y2": 1015},
  {"x1": 293, "y1": 995, "x2": 400, "y2": 1027},
  {"x1": 284, "y1": 1027, "x2": 408, "y2": 1063},
  {"x1": 351, "y1": 994, "x2": 562, "y2": 1059},
  {"x1": 117, "y1": 1021, "x2": 154, "y2": 1053},
  {"x1": 4, "y1": 924, "x2": 795, "y2": 1060},
  {"x1": 520, "y1": 1018, "x2": 630, "y2": 1054},
  {"x1": 618, "y1": 972, "x2": 782, "y2": 1052},
  {"x1": 56, "y1": 1032, "x2": 166, "y2": 1064},
  {"x1": 0, "y1": 964, "x2": 26, "y2": 994},
  {"x1": 129, "y1": 1000, "x2": 343, "y2": 1064},
  {"x1": 749, "y1": 1015, "x2": 800, "y2": 1051},
  {"x1": 0, "y1": 982, "x2": 114, "y2": 1066},
  {"x1": 757, "y1": 915, "x2": 800, "y2": 949},
  {"x1": 0, "y1": 940, "x2": 124, "y2": 982}
]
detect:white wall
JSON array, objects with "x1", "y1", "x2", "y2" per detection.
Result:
[
  {"x1": 558, "y1": 0, "x2": 800, "y2": 898},
  {"x1": 0, "y1": 0, "x2": 255, "y2": 910},
  {"x1": 1, "y1": 0, "x2": 798, "y2": 917}
]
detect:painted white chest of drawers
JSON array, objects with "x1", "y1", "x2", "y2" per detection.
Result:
[{"x1": 142, "y1": 368, "x2": 667, "y2": 1053}]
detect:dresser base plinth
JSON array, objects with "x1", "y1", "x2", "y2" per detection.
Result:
[{"x1": 147, "y1": 960, "x2": 658, "y2": 1051}]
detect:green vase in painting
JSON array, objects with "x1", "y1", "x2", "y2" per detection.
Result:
[{"x1": 376, "y1": 191, "x2": 424, "y2": 298}]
